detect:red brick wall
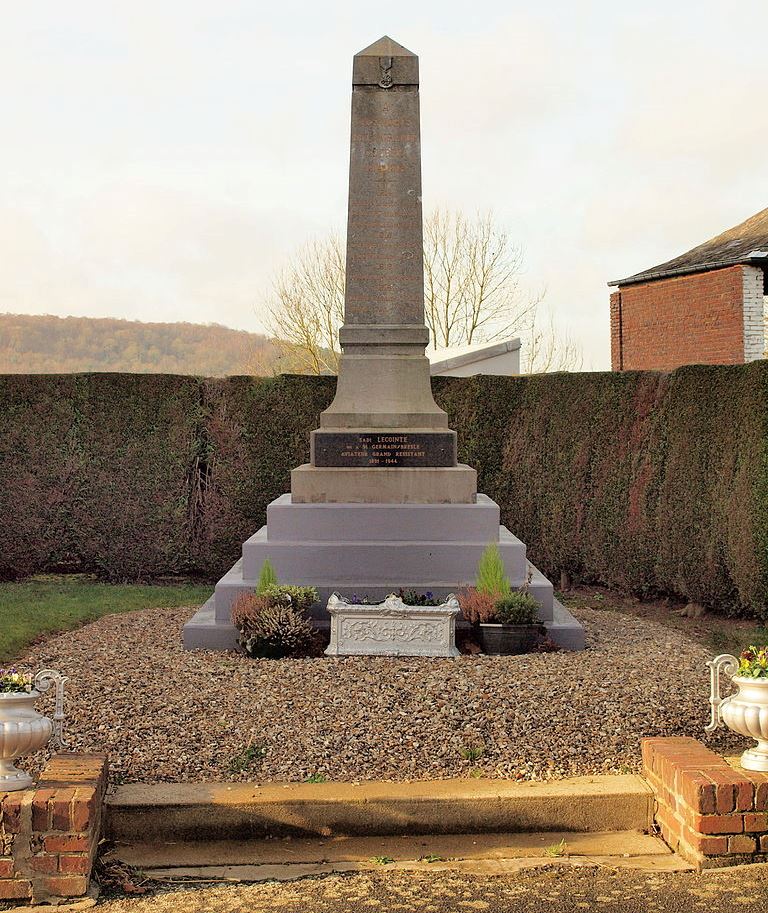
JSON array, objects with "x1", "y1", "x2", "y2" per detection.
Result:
[
  {"x1": 0, "y1": 753, "x2": 107, "y2": 904},
  {"x1": 611, "y1": 265, "x2": 747, "y2": 371},
  {"x1": 642, "y1": 737, "x2": 768, "y2": 869}
]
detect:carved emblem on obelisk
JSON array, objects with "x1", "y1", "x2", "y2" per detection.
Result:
[{"x1": 378, "y1": 56, "x2": 393, "y2": 88}]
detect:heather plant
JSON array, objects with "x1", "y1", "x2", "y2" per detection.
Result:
[
  {"x1": 458, "y1": 587, "x2": 497, "y2": 625},
  {"x1": 737, "y1": 646, "x2": 768, "y2": 678},
  {"x1": 0, "y1": 668, "x2": 33, "y2": 693},
  {"x1": 262, "y1": 584, "x2": 317, "y2": 614},
  {"x1": 459, "y1": 587, "x2": 539, "y2": 625},
  {"x1": 231, "y1": 585, "x2": 318, "y2": 658},
  {"x1": 475, "y1": 544, "x2": 511, "y2": 597}
]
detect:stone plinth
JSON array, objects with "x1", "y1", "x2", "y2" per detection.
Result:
[
  {"x1": 291, "y1": 464, "x2": 477, "y2": 504},
  {"x1": 226, "y1": 494, "x2": 535, "y2": 614},
  {"x1": 325, "y1": 593, "x2": 460, "y2": 657}
]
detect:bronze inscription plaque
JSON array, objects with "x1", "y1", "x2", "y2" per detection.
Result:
[{"x1": 314, "y1": 432, "x2": 455, "y2": 468}]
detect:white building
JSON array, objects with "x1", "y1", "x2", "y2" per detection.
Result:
[{"x1": 428, "y1": 337, "x2": 521, "y2": 377}]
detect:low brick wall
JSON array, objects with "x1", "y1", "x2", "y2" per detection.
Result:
[
  {"x1": 0, "y1": 753, "x2": 108, "y2": 903},
  {"x1": 642, "y1": 736, "x2": 768, "y2": 868}
]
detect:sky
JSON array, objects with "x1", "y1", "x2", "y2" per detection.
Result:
[{"x1": 1, "y1": 0, "x2": 767, "y2": 370}]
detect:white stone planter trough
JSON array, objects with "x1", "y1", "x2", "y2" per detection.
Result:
[{"x1": 325, "y1": 593, "x2": 460, "y2": 657}]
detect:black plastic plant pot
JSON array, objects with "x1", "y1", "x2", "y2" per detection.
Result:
[{"x1": 478, "y1": 623, "x2": 546, "y2": 655}]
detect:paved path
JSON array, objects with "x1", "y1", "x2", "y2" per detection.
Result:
[{"x1": 95, "y1": 864, "x2": 768, "y2": 912}]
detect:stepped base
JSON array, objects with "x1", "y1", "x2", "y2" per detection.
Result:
[
  {"x1": 182, "y1": 596, "x2": 584, "y2": 652},
  {"x1": 182, "y1": 493, "x2": 585, "y2": 651}
]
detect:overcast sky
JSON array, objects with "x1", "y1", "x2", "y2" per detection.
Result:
[{"x1": 2, "y1": 0, "x2": 767, "y2": 369}]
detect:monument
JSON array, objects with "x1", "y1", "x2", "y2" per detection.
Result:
[{"x1": 183, "y1": 37, "x2": 585, "y2": 652}]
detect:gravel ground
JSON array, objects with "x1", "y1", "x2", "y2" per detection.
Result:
[
  {"x1": 92, "y1": 866, "x2": 768, "y2": 913},
  {"x1": 20, "y1": 605, "x2": 742, "y2": 784}
]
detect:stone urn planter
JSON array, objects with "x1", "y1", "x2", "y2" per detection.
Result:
[
  {"x1": 0, "y1": 670, "x2": 68, "y2": 791},
  {"x1": 478, "y1": 623, "x2": 545, "y2": 656},
  {"x1": 706, "y1": 654, "x2": 768, "y2": 772}
]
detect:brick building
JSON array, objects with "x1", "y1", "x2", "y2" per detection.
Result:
[{"x1": 609, "y1": 207, "x2": 768, "y2": 371}]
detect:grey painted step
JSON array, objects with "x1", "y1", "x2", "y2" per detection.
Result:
[
  {"x1": 265, "y1": 493, "x2": 503, "y2": 543},
  {"x1": 546, "y1": 599, "x2": 587, "y2": 651},
  {"x1": 182, "y1": 596, "x2": 238, "y2": 651},
  {"x1": 183, "y1": 596, "x2": 582, "y2": 652},
  {"x1": 242, "y1": 527, "x2": 527, "y2": 586},
  {"x1": 105, "y1": 775, "x2": 653, "y2": 843},
  {"x1": 525, "y1": 562, "x2": 554, "y2": 616},
  {"x1": 215, "y1": 553, "x2": 551, "y2": 622}
]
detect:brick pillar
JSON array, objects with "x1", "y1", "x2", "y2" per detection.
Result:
[
  {"x1": 609, "y1": 290, "x2": 623, "y2": 371},
  {"x1": 0, "y1": 753, "x2": 108, "y2": 904},
  {"x1": 642, "y1": 737, "x2": 768, "y2": 869}
]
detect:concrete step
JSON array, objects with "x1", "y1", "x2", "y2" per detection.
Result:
[
  {"x1": 105, "y1": 775, "x2": 653, "y2": 843},
  {"x1": 217, "y1": 552, "x2": 550, "y2": 624},
  {"x1": 524, "y1": 561, "x2": 553, "y2": 615},
  {"x1": 106, "y1": 830, "x2": 690, "y2": 880},
  {"x1": 182, "y1": 596, "x2": 237, "y2": 651},
  {"x1": 241, "y1": 526, "x2": 528, "y2": 583},
  {"x1": 265, "y1": 493, "x2": 503, "y2": 543},
  {"x1": 183, "y1": 595, "x2": 583, "y2": 653}
]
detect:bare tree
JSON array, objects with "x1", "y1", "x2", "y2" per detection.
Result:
[
  {"x1": 764, "y1": 310, "x2": 768, "y2": 358},
  {"x1": 522, "y1": 304, "x2": 584, "y2": 374},
  {"x1": 423, "y1": 209, "x2": 537, "y2": 347},
  {"x1": 264, "y1": 209, "x2": 581, "y2": 374},
  {"x1": 267, "y1": 235, "x2": 345, "y2": 374}
]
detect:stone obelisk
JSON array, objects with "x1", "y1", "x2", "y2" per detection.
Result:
[
  {"x1": 291, "y1": 36, "x2": 476, "y2": 504},
  {"x1": 182, "y1": 37, "x2": 585, "y2": 653}
]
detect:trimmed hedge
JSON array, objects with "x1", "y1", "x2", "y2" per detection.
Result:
[
  {"x1": 0, "y1": 366, "x2": 766, "y2": 615},
  {"x1": 0, "y1": 374, "x2": 202, "y2": 581},
  {"x1": 435, "y1": 365, "x2": 768, "y2": 615}
]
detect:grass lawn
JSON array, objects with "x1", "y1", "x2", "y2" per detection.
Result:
[{"x1": 0, "y1": 575, "x2": 211, "y2": 662}]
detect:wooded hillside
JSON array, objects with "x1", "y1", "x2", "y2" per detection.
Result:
[{"x1": 0, "y1": 313, "x2": 278, "y2": 375}]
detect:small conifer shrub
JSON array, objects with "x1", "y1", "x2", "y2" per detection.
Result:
[
  {"x1": 256, "y1": 559, "x2": 278, "y2": 595},
  {"x1": 475, "y1": 543, "x2": 511, "y2": 597}
]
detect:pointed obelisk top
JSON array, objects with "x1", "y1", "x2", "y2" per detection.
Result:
[
  {"x1": 353, "y1": 35, "x2": 418, "y2": 86},
  {"x1": 355, "y1": 35, "x2": 416, "y2": 58}
]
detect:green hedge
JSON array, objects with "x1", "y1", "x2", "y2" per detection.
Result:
[{"x1": 1, "y1": 366, "x2": 766, "y2": 615}]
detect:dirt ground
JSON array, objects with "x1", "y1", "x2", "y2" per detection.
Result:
[{"x1": 561, "y1": 585, "x2": 767, "y2": 656}]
